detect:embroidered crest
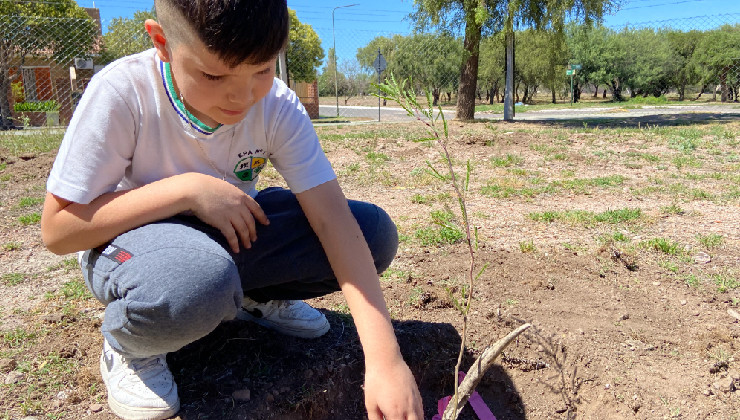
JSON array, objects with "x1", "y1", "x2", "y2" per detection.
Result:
[{"x1": 234, "y1": 156, "x2": 266, "y2": 181}]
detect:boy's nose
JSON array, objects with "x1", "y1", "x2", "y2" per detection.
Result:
[{"x1": 227, "y1": 83, "x2": 252, "y2": 106}]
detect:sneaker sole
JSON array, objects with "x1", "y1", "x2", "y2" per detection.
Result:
[
  {"x1": 100, "y1": 353, "x2": 181, "y2": 420},
  {"x1": 236, "y1": 308, "x2": 330, "y2": 339}
]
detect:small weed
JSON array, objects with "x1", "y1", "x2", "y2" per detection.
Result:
[
  {"x1": 3, "y1": 241, "x2": 22, "y2": 251},
  {"x1": 2, "y1": 272, "x2": 26, "y2": 286},
  {"x1": 658, "y1": 260, "x2": 679, "y2": 273},
  {"x1": 381, "y1": 268, "x2": 409, "y2": 283},
  {"x1": 17, "y1": 196, "x2": 43, "y2": 208},
  {"x1": 18, "y1": 212, "x2": 41, "y2": 225},
  {"x1": 1, "y1": 327, "x2": 38, "y2": 348},
  {"x1": 60, "y1": 279, "x2": 93, "y2": 301},
  {"x1": 366, "y1": 151, "x2": 390, "y2": 164},
  {"x1": 697, "y1": 233, "x2": 724, "y2": 250},
  {"x1": 519, "y1": 240, "x2": 536, "y2": 253},
  {"x1": 684, "y1": 274, "x2": 700, "y2": 288},
  {"x1": 0, "y1": 162, "x2": 6, "y2": 171},
  {"x1": 641, "y1": 238, "x2": 682, "y2": 256},
  {"x1": 504, "y1": 299, "x2": 519, "y2": 306},
  {"x1": 712, "y1": 273, "x2": 740, "y2": 293},
  {"x1": 490, "y1": 154, "x2": 523, "y2": 167},
  {"x1": 661, "y1": 203, "x2": 684, "y2": 215}
]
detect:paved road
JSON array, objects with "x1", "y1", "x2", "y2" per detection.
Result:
[{"x1": 319, "y1": 104, "x2": 740, "y2": 125}]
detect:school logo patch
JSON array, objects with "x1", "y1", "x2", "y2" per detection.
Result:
[{"x1": 234, "y1": 156, "x2": 266, "y2": 181}]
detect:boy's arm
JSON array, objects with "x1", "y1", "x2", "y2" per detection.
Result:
[
  {"x1": 41, "y1": 173, "x2": 268, "y2": 255},
  {"x1": 295, "y1": 179, "x2": 423, "y2": 420}
]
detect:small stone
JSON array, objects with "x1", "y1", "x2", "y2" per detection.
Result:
[
  {"x1": 713, "y1": 377, "x2": 735, "y2": 393},
  {"x1": 702, "y1": 388, "x2": 712, "y2": 396},
  {"x1": 693, "y1": 252, "x2": 711, "y2": 264},
  {"x1": 620, "y1": 313, "x2": 630, "y2": 321},
  {"x1": 232, "y1": 389, "x2": 251, "y2": 402},
  {"x1": 605, "y1": 383, "x2": 611, "y2": 389},
  {"x1": 652, "y1": 281, "x2": 661, "y2": 286},
  {"x1": 265, "y1": 394, "x2": 275, "y2": 403},
  {"x1": 0, "y1": 358, "x2": 17, "y2": 373},
  {"x1": 4, "y1": 370, "x2": 24, "y2": 385},
  {"x1": 56, "y1": 391, "x2": 69, "y2": 400},
  {"x1": 89, "y1": 403, "x2": 103, "y2": 413},
  {"x1": 680, "y1": 300, "x2": 687, "y2": 306},
  {"x1": 537, "y1": 345, "x2": 545, "y2": 352},
  {"x1": 42, "y1": 314, "x2": 64, "y2": 323}
]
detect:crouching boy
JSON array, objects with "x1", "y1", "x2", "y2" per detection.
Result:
[{"x1": 41, "y1": 1, "x2": 423, "y2": 419}]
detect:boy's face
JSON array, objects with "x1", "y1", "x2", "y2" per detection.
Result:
[{"x1": 154, "y1": 25, "x2": 276, "y2": 127}]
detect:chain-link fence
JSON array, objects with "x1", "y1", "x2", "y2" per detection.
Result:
[{"x1": 1, "y1": 5, "x2": 738, "y2": 127}]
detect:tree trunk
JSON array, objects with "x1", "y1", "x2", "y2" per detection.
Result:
[
  {"x1": 720, "y1": 67, "x2": 729, "y2": 102},
  {"x1": 0, "y1": 66, "x2": 14, "y2": 130},
  {"x1": 455, "y1": 5, "x2": 483, "y2": 121},
  {"x1": 593, "y1": 84, "x2": 599, "y2": 98},
  {"x1": 432, "y1": 87, "x2": 440, "y2": 106},
  {"x1": 551, "y1": 84, "x2": 556, "y2": 104},
  {"x1": 611, "y1": 80, "x2": 623, "y2": 102}
]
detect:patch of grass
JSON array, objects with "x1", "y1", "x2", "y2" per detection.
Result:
[
  {"x1": 661, "y1": 203, "x2": 684, "y2": 215},
  {"x1": 599, "y1": 231, "x2": 631, "y2": 243},
  {"x1": 528, "y1": 208, "x2": 642, "y2": 226},
  {"x1": 411, "y1": 192, "x2": 451, "y2": 205},
  {"x1": 18, "y1": 212, "x2": 41, "y2": 225},
  {"x1": 683, "y1": 274, "x2": 700, "y2": 288},
  {"x1": 658, "y1": 259, "x2": 679, "y2": 273},
  {"x1": 0, "y1": 128, "x2": 65, "y2": 156},
  {"x1": 414, "y1": 210, "x2": 463, "y2": 246},
  {"x1": 672, "y1": 155, "x2": 702, "y2": 169},
  {"x1": 381, "y1": 268, "x2": 410, "y2": 283},
  {"x1": 1, "y1": 327, "x2": 38, "y2": 348},
  {"x1": 490, "y1": 154, "x2": 524, "y2": 168},
  {"x1": 641, "y1": 238, "x2": 682, "y2": 256},
  {"x1": 3, "y1": 241, "x2": 22, "y2": 251},
  {"x1": 519, "y1": 239, "x2": 536, "y2": 253},
  {"x1": 697, "y1": 233, "x2": 723, "y2": 250},
  {"x1": 17, "y1": 196, "x2": 43, "y2": 208},
  {"x1": 0, "y1": 162, "x2": 6, "y2": 171},
  {"x1": 712, "y1": 273, "x2": 740, "y2": 293},
  {"x1": 365, "y1": 151, "x2": 390, "y2": 164},
  {"x1": 59, "y1": 279, "x2": 93, "y2": 301},
  {"x1": 2, "y1": 272, "x2": 26, "y2": 286}
]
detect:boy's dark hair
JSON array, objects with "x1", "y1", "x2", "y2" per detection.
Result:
[{"x1": 155, "y1": 0, "x2": 289, "y2": 67}]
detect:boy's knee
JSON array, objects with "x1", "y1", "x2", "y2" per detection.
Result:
[
  {"x1": 351, "y1": 201, "x2": 398, "y2": 274},
  {"x1": 106, "y1": 248, "x2": 242, "y2": 356}
]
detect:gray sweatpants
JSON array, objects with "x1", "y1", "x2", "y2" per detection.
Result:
[{"x1": 81, "y1": 187, "x2": 398, "y2": 358}]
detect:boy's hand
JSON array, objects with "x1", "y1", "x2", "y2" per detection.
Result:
[
  {"x1": 186, "y1": 173, "x2": 269, "y2": 253},
  {"x1": 364, "y1": 357, "x2": 423, "y2": 420}
]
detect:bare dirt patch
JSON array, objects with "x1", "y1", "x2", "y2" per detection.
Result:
[{"x1": 1, "y1": 119, "x2": 739, "y2": 419}]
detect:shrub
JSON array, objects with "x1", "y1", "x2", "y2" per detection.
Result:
[{"x1": 14, "y1": 100, "x2": 60, "y2": 112}]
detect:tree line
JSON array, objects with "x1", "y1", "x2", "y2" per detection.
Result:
[{"x1": 317, "y1": 23, "x2": 740, "y2": 108}]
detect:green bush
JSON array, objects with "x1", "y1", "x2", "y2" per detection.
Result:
[{"x1": 13, "y1": 100, "x2": 60, "y2": 112}]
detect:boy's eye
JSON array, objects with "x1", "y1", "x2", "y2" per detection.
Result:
[
  {"x1": 202, "y1": 72, "x2": 222, "y2": 81},
  {"x1": 257, "y1": 67, "x2": 272, "y2": 75}
]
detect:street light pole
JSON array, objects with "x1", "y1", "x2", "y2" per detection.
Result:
[{"x1": 332, "y1": 3, "x2": 358, "y2": 118}]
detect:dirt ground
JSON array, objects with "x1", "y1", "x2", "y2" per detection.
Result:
[{"x1": 1, "y1": 115, "x2": 739, "y2": 419}]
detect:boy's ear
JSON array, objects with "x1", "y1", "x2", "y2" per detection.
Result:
[{"x1": 145, "y1": 19, "x2": 171, "y2": 63}]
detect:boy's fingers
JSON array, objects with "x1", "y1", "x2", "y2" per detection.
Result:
[
  {"x1": 230, "y1": 217, "x2": 253, "y2": 250},
  {"x1": 220, "y1": 225, "x2": 241, "y2": 254},
  {"x1": 244, "y1": 197, "x2": 269, "y2": 225}
]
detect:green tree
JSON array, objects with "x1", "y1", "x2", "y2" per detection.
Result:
[
  {"x1": 360, "y1": 34, "x2": 462, "y2": 105},
  {"x1": 478, "y1": 34, "x2": 505, "y2": 104},
  {"x1": 317, "y1": 48, "x2": 346, "y2": 97},
  {"x1": 411, "y1": 0, "x2": 616, "y2": 119},
  {"x1": 1, "y1": 0, "x2": 97, "y2": 128},
  {"x1": 99, "y1": 9, "x2": 156, "y2": 65},
  {"x1": 286, "y1": 8, "x2": 324, "y2": 83},
  {"x1": 665, "y1": 30, "x2": 703, "y2": 101},
  {"x1": 694, "y1": 24, "x2": 740, "y2": 102}
]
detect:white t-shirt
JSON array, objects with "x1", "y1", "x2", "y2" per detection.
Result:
[{"x1": 48, "y1": 49, "x2": 335, "y2": 205}]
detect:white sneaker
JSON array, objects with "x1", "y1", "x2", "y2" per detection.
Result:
[
  {"x1": 237, "y1": 297, "x2": 330, "y2": 338},
  {"x1": 100, "y1": 339, "x2": 180, "y2": 420}
]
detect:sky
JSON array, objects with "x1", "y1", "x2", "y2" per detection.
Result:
[{"x1": 76, "y1": 0, "x2": 740, "y2": 60}]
